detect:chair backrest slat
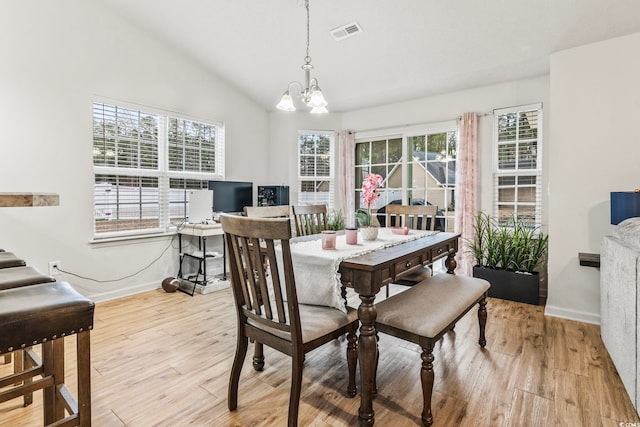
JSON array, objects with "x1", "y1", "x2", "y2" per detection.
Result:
[
  {"x1": 292, "y1": 204, "x2": 328, "y2": 236},
  {"x1": 386, "y1": 204, "x2": 438, "y2": 231}
]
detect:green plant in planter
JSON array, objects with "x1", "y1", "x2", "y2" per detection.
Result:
[
  {"x1": 327, "y1": 209, "x2": 345, "y2": 231},
  {"x1": 468, "y1": 211, "x2": 548, "y2": 273},
  {"x1": 468, "y1": 211, "x2": 549, "y2": 305},
  {"x1": 355, "y1": 208, "x2": 373, "y2": 227}
]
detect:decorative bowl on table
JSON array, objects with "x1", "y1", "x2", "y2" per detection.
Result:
[{"x1": 391, "y1": 226, "x2": 410, "y2": 235}]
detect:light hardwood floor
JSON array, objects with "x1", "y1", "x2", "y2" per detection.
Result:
[{"x1": 1, "y1": 285, "x2": 639, "y2": 426}]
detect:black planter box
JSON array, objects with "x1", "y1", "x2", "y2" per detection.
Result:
[{"x1": 472, "y1": 266, "x2": 540, "y2": 305}]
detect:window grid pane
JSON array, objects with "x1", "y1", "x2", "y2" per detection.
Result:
[
  {"x1": 93, "y1": 104, "x2": 159, "y2": 169},
  {"x1": 298, "y1": 132, "x2": 334, "y2": 208},
  {"x1": 168, "y1": 178, "x2": 209, "y2": 222},
  {"x1": 94, "y1": 174, "x2": 160, "y2": 233},
  {"x1": 494, "y1": 105, "x2": 542, "y2": 229},
  {"x1": 168, "y1": 118, "x2": 218, "y2": 173}
]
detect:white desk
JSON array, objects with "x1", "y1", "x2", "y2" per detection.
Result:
[{"x1": 177, "y1": 223, "x2": 225, "y2": 296}]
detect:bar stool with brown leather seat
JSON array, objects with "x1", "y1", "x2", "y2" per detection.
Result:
[
  {"x1": 0, "y1": 265, "x2": 55, "y2": 290},
  {"x1": 0, "y1": 265, "x2": 56, "y2": 390},
  {"x1": 0, "y1": 281, "x2": 94, "y2": 426},
  {"x1": 0, "y1": 252, "x2": 26, "y2": 269}
]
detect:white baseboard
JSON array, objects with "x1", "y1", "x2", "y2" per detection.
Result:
[
  {"x1": 88, "y1": 280, "x2": 161, "y2": 303},
  {"x1": 544, "y1": 304, "x2": 601, "y2": 325}
]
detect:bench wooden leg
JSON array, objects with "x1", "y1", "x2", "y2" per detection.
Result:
[
  {"x1": 420, "y1": 343, "x2": 435, "y2": 426},
  {"x1": 2, "y1": 353, "x2": 10, "y2": 365},
  {"x1": 478, "y1": 297, "x2": 487, "y2": 348}
]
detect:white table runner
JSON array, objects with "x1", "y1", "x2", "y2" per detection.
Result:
[{"x1": 274, "y1": 228, "x2": 438, "y2": 312}]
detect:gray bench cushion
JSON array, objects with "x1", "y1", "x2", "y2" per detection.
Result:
[{"x1": 376, "y1": 274, "x2": 490, "y2": 338}]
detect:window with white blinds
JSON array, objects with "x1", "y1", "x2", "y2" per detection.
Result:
[
  {"x1": 93, "y1": 101, "x2": 224, "y2": 238},
  {"x1": 493, "y1": 103, "x2": 542, "y2": 228},
  {"x1": 297, "y1": 131, "x2": 335, "y2": 209}
]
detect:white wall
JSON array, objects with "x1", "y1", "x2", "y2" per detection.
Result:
[
  {"x1": 546, "y1": 32, "x2": 640, "y2": 323},
  {"x1": 0, "y1": 1, "x2": 270, "y2": 301}
]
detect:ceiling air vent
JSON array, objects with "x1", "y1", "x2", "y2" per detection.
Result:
[{"x1": 330, "y1": 22, "x2": 363, "y2": 41}]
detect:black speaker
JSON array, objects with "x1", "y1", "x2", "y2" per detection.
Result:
[{"x1": 257, "y1": 186, "x2": 290, "y2": 206}]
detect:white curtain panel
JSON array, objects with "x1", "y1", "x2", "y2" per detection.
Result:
[
  {"x1": 338, "y1": 130, "x2": 355, "y2": 227},
  {"x1": 455, "y1": 112, "x2": 478, "y2": 276}
]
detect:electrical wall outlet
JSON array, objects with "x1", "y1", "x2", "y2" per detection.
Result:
[{"x1": 49, "y1": 260, "x2": 61, "y2": 276}]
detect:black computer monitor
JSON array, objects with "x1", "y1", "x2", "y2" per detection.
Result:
[{"x1": 208, "y1": 181, "x2": 253, "y2": 213}]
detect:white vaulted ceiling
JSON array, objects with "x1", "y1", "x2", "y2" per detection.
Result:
[{"x1": 98, "y1": 0, "x2": 640, "y2": 112}]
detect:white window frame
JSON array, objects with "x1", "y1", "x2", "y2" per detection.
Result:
[
  {"x1": 297, "y1": 130, "x2": 335, "y2": 209},
  {"x1": 493, "y1": 103, "x2": 543, "y2": 228},
  {"x1": 93, "y1": 98, "x2": 224, "y2": 239},
  {"x1": 355, "y1": 121, "x2": 458, "y2": 231}
]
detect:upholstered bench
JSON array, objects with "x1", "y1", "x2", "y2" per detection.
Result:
[
  {"x1": 0, "y1": 252, "x2": 26, "y2": 269},
  {"x1": 0, "y1": 281, "x2": 95, "y2": 426},
  {"x1": 375, "y1": 274, "x2": 490, "y2": 426}
]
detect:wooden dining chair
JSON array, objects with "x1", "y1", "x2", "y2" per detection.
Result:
[
  {"x1": 385, "y1": 204, "x2": 438, "y2": 296},
  {"x1": 242, "y1": 204, "x2": 291, "y2": 371},
  {"x1": 221, "y1": 215, "x2": 358, "y2": 427},
  {"x1": 292, "y1": 204, "x2": 328, "y2": 236},
  {"x1": 374, "y1": 274, "x2": 490, "y2": 426}
]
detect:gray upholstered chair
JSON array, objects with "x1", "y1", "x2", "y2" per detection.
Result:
[
  {"x1": 374, "y1": 274, "x2": 490, "y2": 426},
  {"x1": 222, "y1": 215, "x2": 358, "y2": 427}
]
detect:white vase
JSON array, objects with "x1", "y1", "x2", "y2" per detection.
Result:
[{"x1": 360, "y1": 226, "x2": 379, "y2": 241}]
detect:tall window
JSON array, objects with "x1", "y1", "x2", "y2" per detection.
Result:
[
  {"x1": 493, "y1": 103, "x2": 542, "y2": 227},
  {"x1": 298, "y1": 131, "x2": 335, "y2": 208},
  {"x1": 355, "y1": 123, "x2": 458, "y2": 231},
  {"x1": 93, "y1": 101, "x2": 224, "y2": 238}
]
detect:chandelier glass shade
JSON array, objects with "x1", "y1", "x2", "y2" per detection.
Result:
[{"x1": 276, "y1": 0, "x2": 328, "y2": 114}]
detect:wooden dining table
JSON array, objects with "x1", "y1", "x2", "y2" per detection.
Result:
[{"x1": 337, "y1": 231, "x2": 460, "y2": 426}]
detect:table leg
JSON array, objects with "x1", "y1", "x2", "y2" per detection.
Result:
[
  {"x1": 445, "y1": 251, "x2": 457, "y2": 274},
  {"x1": 358, "y1": 294, "x2": 377, "y2": 426}
]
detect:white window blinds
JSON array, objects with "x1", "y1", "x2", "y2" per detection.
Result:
[
  {"x1": 493, "y1": 103, "x2": 543, "y2": 228},
  {"x1": 93, "y1": 101, "x2": 223, "y2": 238},
  {"x1": 298, "y1": 131, "x2": 335, "y2": 209}
]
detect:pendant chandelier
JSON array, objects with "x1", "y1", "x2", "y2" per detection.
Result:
[{"x1": 276, "y1": 0, "x2": 328, "y2": 114}]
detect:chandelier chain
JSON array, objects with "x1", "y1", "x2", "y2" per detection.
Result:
[{"x1": 305, "y1": 0, "x2": 310, "y2": 62}]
